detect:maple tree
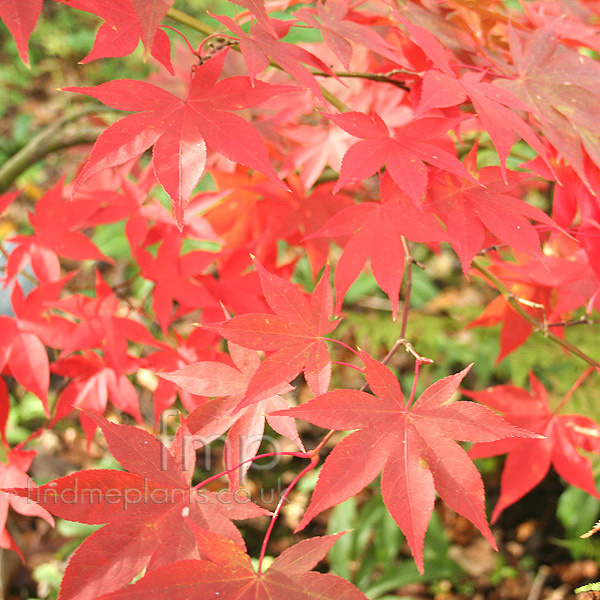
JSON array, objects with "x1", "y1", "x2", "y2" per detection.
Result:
[{"x1": 0, "y1": 0, "x2": 600, "y2": 598}]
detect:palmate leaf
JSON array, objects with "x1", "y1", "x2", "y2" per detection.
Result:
[
  {"x1": 64, "y1": 49, "x2": 293, "y2": 227},
  {"x1": 161, "y1": 343, "x2": 303, "y2": 489},
  {"x1": 467, "y1": 373, "x2": 600, "y2": 522},
  {"x1": 3, "y1": 413, "x2": 268, "y2": 600},
  {"x1": 99, "y1": 528, "x2": 368, "y2": 600},
  {"x1": 307, "y1": 173, "x2": 446, "y2": 317},
  {"x1": 204, "y1": 260, "x2": 339, "y2": 403},
  {"x1": 55, "y1": 0, "x2": 175, "y2": 72},
  {"x1": 498, "y1": 22, "x2": 600, "y2": 191},
  {"x1": 425, "y1": 153, "x2": 557, "y2": 272},
  {"x1": 275, "y1": 352, "x2": 538, "y2": 572}
]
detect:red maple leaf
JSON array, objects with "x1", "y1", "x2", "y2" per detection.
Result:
[
  {"x1": 64, "y1": 49, "x2": 293, "y2": 227},
  {"x1": 129, "y1": 0, "x2": 174, "y2": 53},
  {"x1": 294, "y1": 0, "x2": 400, "y2": 70},
  {"x1": 142, "y1": 328, "x2": 224, "y2": 422},
  {"x1": 98, "y1": 528, "x2": 368, "y2": 599},
  {"x1": 0, "y1": 0, "x2": 42, "y2": 65},
  {"x1": 282, "y1": 121, "x2": 352, "y2": 191},
  {"x1": 55, "y1": 0, "x2": 174, "y2": 72},
  {"x1": 307, "y1": 173, "x2": 446, "y2": 317},
  {"x1": 466, "y1": 373, "x2": 600, "y2": 522},
  {"x1": 0, "y1": 278, "x2": 74, "y2": 416},
  {"x1": 161, "y1": 342, "x2": 304, "y2": 489},
  {"x1": 5, "y1": 178, "x2": 110, "y2": 285},
  {"x1": 51, "y1": 350, "x2": 144, "y2": 440},
  {"x1": 52, "y1": 271, "x2": 159, "y2": 371},
  {"x1": 0, "y1": 449, "x2": 54, "y2": 560},
  {"x1": 210, "y1": 14, "x2": 335, "y2": 100},
  {"x1": 134, "y1": 231, "x2": 217, "y2": 333},
  {"x1": 400, "y1": 18, "x2": 549, "y2": 175},
  {"x1": 0, "y1": 378, "x2": 8, "y2": 447},
  {"x1": 425, "y1": 148, "x2": 556, "y2": 272},
  {"x1": 229, "y1": 0, "x2": 280, "y2": 36},
  {"x1": 274, "y1": 352, "x2": 536, "y2": 572},
  {"x1": 204, "y1": 261, "x2": 338, "y2": 405},
  {"x1": 498, "y1": 22, "x2": 600, "y2": 191},
  {"x1": 327, "y1": 111, "x2": 474, "y2": 201},
  {"x1": 4, "y1": 413, "x2": 268, "y2": 600},
  {"x1": 234, "y1": 174, "x2": 354, "y2": 278}
]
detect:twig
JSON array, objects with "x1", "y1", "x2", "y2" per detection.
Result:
[
  {"x1": 396, "y1": 339, "x2": 433, "y2": 364},
  {"x1": 547, "y1": 316, "x2": 600, "y2": 328},
  {"x1": 399, "y1": 236, "x2": 412, "y2": 334},
  {"x1": 472, "y1": 258, "x2": 600, "y2": 368},
  {"x1": 311, "y1": 69, "x2": 412, "y2": 91},
  {"x1": 257, "y1": 455, "x2": 319, "y2": 574},
  {"x1": 526, "y1": 565, "x2": 550, "y2": 600}
]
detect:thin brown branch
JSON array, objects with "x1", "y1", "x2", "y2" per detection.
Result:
[
  {"x1": 399, "y1": 236, "x2": 413, "y2": 339},
  {"x1": 547, "y1": 316, "x2": 600, "y2": 328},
  {"x1": 311, "y1": 69, "x2": 412, "y2": 91}
]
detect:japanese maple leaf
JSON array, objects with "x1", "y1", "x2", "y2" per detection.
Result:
[
  {"x1": 4, "y1": 413, "x2": 268, "y2": 600},
  {"x1": 307, "y1": 173, "x2": 446, "y2": 318},
  {"x1": 245, "y1": 174, "x2": 354, "y2": 278},
  {"x1": 274, "y1": 352, "x2": 537, "y2": 573},
  {"x1": 0, "y1": 191, "x2": 18, "y2": 214},
  {"x1": 98, "y1": 528, "x2": 368, "y2": 600},
  {"x1": 210, "y1": 14, "x2": 335, "y2": 101},
  {"x1": 497, "y1": 23, "x2": 600, "y2": 191},
  {"x1": 201, "y1": 169, "x2": 336, "y2": 278},
  {"x1": 229, "y1": 0, "x2": 278, "y2": 36},
  {"x1": 5, "y1": 178, "x2": 110, "y2": 285},
  {"x1": 64, "y1": 49, "x2": 292, "y2": 227},
  {"x1": 0, "y1": 449, "x2": 54, "y2": 561},
  {"x1": 425, "y1": 149, "x2": 556, "y2": 272},
  {"x1": 469, "y1": 251, "x2": 597, "y2": 362},
  {"x1": 283, "y1": 121, "x2": 353, "y2": 190},
  {"x1": 195, "y1": 249, "x2": 286, "y2": 321},
  {"x1": 202, "y1": 167, "x2": 272, "y2": 253},
  {"x1": 55, "y1": 0, "x2": 174, "y2": 72},
  {"x1": 2, "y1": 275, "x2": 75, "y2": 351},
  {"x1": 328, "y1": 111, "x2": 474, "y2": 201},
  {"x1": 53, "y1": 271, "x2": 160, "y2": 373},
  {"x1": 161, "y1": 343, "x2": 304, "y2": 489},
  {"x1": 0, "y1": 0, "x2": 42, "y2": 65},
  {"x1": 204, "y1": 261, "x2": 338, "y2": 405},
  {"x1": 400, "y1": 19, "x2": 549, "y2": 175},
  {"x1": 294, "y1": 0, "x2": 400, "y2": 70},
  {"x1": 129, "y1": 0, "x2": 174, "y2": 53},
  {"x1": 134, "y1": 232, "x2": 217, "y2": 333},
  {"x1": 51, "y1": 350, "x2": 144, "y2": 441},
  {"x1": 466, "y1": 373, "x2": 600, "y2": 522},
  {"x1": 0, "y1": 279, "x2": 74, "y2": 416},
  {"x1": 142, "y1": 328, "x2": 224, "y2": 422}
]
